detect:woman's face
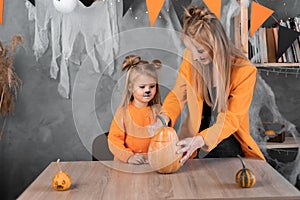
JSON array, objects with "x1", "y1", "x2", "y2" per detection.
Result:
[
  {"x1": 185, "y1": 38, "x2": 212, "y2": 65},
  {"x1": 131, "y1": 74, "x2": 157, "y2": 108}
]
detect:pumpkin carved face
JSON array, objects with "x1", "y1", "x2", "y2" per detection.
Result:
[
  {"x1": 235, "y1": 155, "x2": 256, "y2": 188},
  {"x1": 148, "y1": 115, "x2": 182, "y2": 173},
  {"x1": 52, "y1": 171, "x2": 72, "y2": 191},
  {"x1": 52, "y1": 159, "x2": 72, "y2": 191}
]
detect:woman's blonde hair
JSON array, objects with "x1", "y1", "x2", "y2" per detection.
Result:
[
  {"x1": 181, "y1": 5, "x2": 247, "y2": 112},
  {"x1": 120, "y1": 55, "x2": 162, "y2": 107}
]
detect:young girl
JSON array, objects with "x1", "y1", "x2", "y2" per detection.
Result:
[{"x1": 108, "y1": 55, "x2": 162, "y2": 164}]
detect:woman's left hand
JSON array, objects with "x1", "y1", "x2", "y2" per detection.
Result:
[{"x1": 176, "y1": 135, "x2": 205, "y2": 164}]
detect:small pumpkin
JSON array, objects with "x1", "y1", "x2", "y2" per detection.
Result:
[
  {"x1": 52, "y1": 159, "x2": 72, "y2": 191},
  {"x1": 148, "y1": 115, "x2": 182, "y2": 174},
  {"x1": 265, "y1": 129, "x2": 276, "y2": 136},
  {"x1": 235, "y1": 155, "x2": 256, "y2": 188}
]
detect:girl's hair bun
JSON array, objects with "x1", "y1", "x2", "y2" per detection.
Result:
[
  {"x1": 122, "y1": 55, "x2": 141, "y2": 71},
  {"x1": 122, "y1": 55, "x2": 162, "y2": 71},
  {"x1": 152, "y1": 59, "x2": 162, "y2": 69}
]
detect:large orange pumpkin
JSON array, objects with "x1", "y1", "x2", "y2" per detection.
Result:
[{"x1": 148, "y1": 115, "x2": 182, "y2": 173}]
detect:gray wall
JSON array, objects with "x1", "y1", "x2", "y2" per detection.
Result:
[
  {"x1": 0, "y1": 1, "x2": 91, "y2": 199},
  {"x1": 259, "y1": 70, "x2": 300, "y2": 130},
  {"x1": 0, "y1": 0, "x2": 299, "y2": 199}
]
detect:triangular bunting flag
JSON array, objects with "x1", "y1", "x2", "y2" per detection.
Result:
[
  {"x1": 203, "y1": 0, "x2": 221, "y2": 19},
  {"x1": 0, "y1": 0, "x2": 3, "y2": 25},
  {"x1": 28, "y1": 0, "x2": 35, "y2": 6},
  {"x1": 123, "y1": 0, "x2": 135, "y2": 16},
  {"x1": 80, "y1": 0, "x2": 95, "y2": 7},
  {"x1": 277, "y1": 25, "x2": 300, "y2": 60},
  {"x1": 250, "y1": 2, "x2": 274, "y2": 36},
  {"x1": 146, "y1": 0, "x2": 165, "y2": 26}
]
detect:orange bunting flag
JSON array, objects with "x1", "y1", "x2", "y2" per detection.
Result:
[
  {"x1": 250, "y1": 1, "x2": 274, "y2": 36},
  {"x1": 146, "y1": 0, "x2": 165, "y2": 26},
  {"x1": 203, "y1": 0, "x2": 221, "y2": 19},
  {"x1": 0, "y1": 0, "x2": 3, "y2": 25}
]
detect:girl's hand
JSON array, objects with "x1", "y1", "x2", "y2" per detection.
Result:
[
  {"x1": 176, "y1": 136, "x2": 205, "y2": 165},
  {"x1": 127, "y1": 154, "x2": 148, "y2": 165}
]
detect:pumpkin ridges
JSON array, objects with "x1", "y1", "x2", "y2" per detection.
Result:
[
  {"x1": 241, "y1": 170, "x2": 246, "y2": 187},
  {"x1": 157, "y1": 156, "x2": 181, "y2": 173},
  {"x1": 148, "y1": 115, "x2": 182, "y2": 174},
  {"x1": 244, "y1": 169, "x2": 249, "y2": 187},
  {"x1": 152, "y1": 127, "x2": 176, "y2": 142},
  {"x1": 235, "y1": 155, "x2": 256, "y2": 188},
  {"x1": 248, "y1": 169, "x2": 256, "y2": 187},
  {"x1": 148, "y1": 137, "x2": 182, "y2": 173}
]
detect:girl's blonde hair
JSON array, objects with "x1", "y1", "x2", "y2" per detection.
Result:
[
  {"x1": 181, "y1": 5, "x2": 247, "y2": 112},
  {"x1": 120, "y1": 55, "x2": 162, "y2": 107}
]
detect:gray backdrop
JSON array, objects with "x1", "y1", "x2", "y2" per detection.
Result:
[{"x1": 0, "y1": 0, "x2": 299, "y2": 199}]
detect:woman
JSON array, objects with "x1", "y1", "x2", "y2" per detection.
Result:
[{"x1": 154, "y1": 5, "x2": 265, "y2": 164}]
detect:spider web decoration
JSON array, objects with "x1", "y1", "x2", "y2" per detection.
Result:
[{"x1": 250, "y1": 71, "x2": 300, "y2": 186}]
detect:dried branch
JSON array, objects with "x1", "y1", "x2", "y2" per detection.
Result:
[{"x1": 0, "y1": 34, "x2": 24, "y2": 139}]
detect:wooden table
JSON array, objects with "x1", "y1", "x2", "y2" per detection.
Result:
[{"x1": 18, "y1": 158, "x2": 300, "y2": 200}]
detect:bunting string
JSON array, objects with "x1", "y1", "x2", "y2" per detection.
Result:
[
  {"x1": 126, "y1": 0, "x2": 177, "y2": 25},
  {"x1": 128, "y1": 6, "x2": 167, "y2": 22}
]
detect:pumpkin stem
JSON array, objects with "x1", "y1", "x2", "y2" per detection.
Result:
[
  {"x1": 56, "y1": 159, "x2": 62, "y2": 172},
  {"x1": 237, "y1": 154, "x2": 246, "y2": 168},
  {"x1": 156, "y1": 114, "x2": 167, "y2": 127}
]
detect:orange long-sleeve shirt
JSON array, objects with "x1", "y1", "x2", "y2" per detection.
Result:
[
  {"x1": 108, "y1": 103, "x2": 158, "y2": 162},
  {"x1": 162, "y1": 49, "x2": 265, "y2": 160}
]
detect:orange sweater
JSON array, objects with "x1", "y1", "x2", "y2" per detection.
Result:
[
  {"x1": 108, "y1": 103, "x2": 158, "y2": 162},
  {"x1": 162, "y1": 49, "x2": 265, "y2": 160}
]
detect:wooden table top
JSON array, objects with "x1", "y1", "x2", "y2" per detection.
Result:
[{"x1": 18, "y1": 158, "x2": 300, "y2": 200}]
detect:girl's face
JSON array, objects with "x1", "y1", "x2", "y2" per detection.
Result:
[{"x1": 131, "y1": 74, "x2": 157, "y2": 108}]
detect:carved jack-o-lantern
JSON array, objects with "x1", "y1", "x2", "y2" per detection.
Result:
[
  {"x1": 53, "y1": 0, "x2": 77, "y2": 13},
  {"x1": 148, "y1": 115, "x2": 182, "y2": 173},
  {"x1": 52, "y1": 159, "x2": 72, "y2": 191}
]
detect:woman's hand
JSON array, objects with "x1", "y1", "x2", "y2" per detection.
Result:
[
  {"x1": 146, "y1": 114, "x2": 170, "y2": 137},
  {"x1": 177, "y1": 135, "x2": 205, "y2": 165},
  {"x1": 127, "y1": 154, "x2": 148, "y2": 165}
]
